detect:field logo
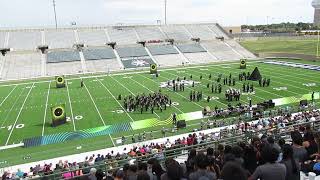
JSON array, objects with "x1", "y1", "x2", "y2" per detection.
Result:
[
  {"x1": 160, "y1": 80, "x2": 199, "y2": 88},
  {"x1": 203, "y1": 96, "x2": 220, "y2": 100},
  {"x1": 273, "y1": 87, "x2": 287, "y2": 91},
  {"x1": 132, "y1": 60, "x2": 149, "y2": 67},
  {"x1": 303, "y1": 83, "x2": 316, "y2": 87}
]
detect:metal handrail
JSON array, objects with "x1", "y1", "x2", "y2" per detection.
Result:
[{"x1": 31, "y1": 115, "x2": 320, "y2": 180}]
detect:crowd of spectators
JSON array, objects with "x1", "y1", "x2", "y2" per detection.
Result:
[{"x1": 2, "y1": 109, "x2": 320, "y2": 180}]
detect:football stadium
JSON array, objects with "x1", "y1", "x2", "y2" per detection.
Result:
[{"x1": 1, "y1": 0, "x2": 320, "y2": 180}]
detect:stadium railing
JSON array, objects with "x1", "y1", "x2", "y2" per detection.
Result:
[{"x1": 30, "y1": 115, "x2": 320, "y2": 180}]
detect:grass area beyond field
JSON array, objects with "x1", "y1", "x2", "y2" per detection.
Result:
[
  {"x1": 0, "y1": 59, "x2": 319, "y2": 167},
  {"x1": 240, "y1": 38, "x2": 319, "y2": 56}
]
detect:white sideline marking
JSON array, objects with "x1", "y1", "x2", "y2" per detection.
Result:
[
  {"x1": 0, "y1": 85, "x2": 17, "y2": 107},
  {"x1": 0, "y1": 86, "x2": 26, "y2": 128},
  {"x1": 66, "y1": 80, "x2": 76, "y2": 131},
  {"x1": 83, "y1": 82, "x2": 106, "y2": 126},
  {"x1": 42, "y1": 82, "x2": 51, "y2": 136},
  {"x1": 96, "y1": 77, "x2": 135, "y2": 122},
  {"x1": 109, "y1": 134, "x2": 115, "y2": 147},
  {"x1": 5, "y1": 83, "x2": 34, "y2": 146}
]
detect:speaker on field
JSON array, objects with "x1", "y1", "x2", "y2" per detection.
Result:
[
  {"x1": 240, "y1": 59, "x2": 247, "y2": 69},
  {"x1": 51, "y1": 104, "x2": 67, "y2": 127},
  {"x1": 177, "y1": 120, "x2": 186, "y2": 129},
  {"x1": 300, "y1": 100, "x2": 308, "y2": 106},
  {"x1": 150, "y1": 64, "x2": 158, "y2": 74},
  {"x1": 55, "y1": 76, "x2": 66, "y2": 88}
]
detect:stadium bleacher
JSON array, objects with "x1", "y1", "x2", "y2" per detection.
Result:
[
  {"x1": 202, "y1": 41, "x2": 243, "y2": 60},
  {"x1": 0, "y1": 32, "x2": 6, "y2": 48},
  {"x1": 47, "y1": 50, "x2": 81, "y2": 63},
  {"x1": 108, "y1": 27, "x2": 138, "y2": 45},
  {"x1": 116, "y1": 46, "x2": 149, "y2": 58},
  {"x1": 135, "y1": 27, "x2": 166, "y2": 41},
  {"x1": 147, "y1": 44, "x2": 179, "y2": 55},
  {"x1": 8, "y1": 31, "x2": 41, "y2": 51},
  {"x1": 85, "y1": 58, "x2": 122, "y2": 73},
  {"x1": 82, "y1": 48, "x2": 116, "y2": 60},
  {"x1": 46, "y1": 30, "x2": 76, "y2": 49},
  {"x1": 160, "y1": 25, "x2": 191, "y2": 41},
  {"x1": 78, "y1": 30, "x2": 108, "y2": 46},
  {"x1": 1, "y1": 52, "x2": 42, "y2": 80},
  {"x1": 176, "y1": 43, "x2": 207, "y2": 53},
  {"x1": 46, "y1": 61, "x2": 83, "y2": 76},
  {"x1": 184, "y1": 25, "x2": 216, "y2": 40},
  {"x1": 0, "y1": 23, "x2": 256, "y2": 80}
]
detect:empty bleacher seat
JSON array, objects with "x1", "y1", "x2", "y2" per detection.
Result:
[
  {"x1": 9, "y1": 31, "x2": 41, "y2": 51},
  {"x1": 83, "y1": 48, "x2": 116, "y2": 60},
  {"x1": 47, "y1": 51, "x2": 81, "y2": 63},
  {"x1": 176, "y1": 44, "x2": 207, "y2": 53},
  {"x1": 78, "y1": 30, "x2": 108, "y2": 46},
  {"x1": 46, "y1": 30, "x2": 76, "y2": 49},
  {"x1": 147, "y1": 45, "x2": 178, "y2": 55},
  {"x1": 116, "y1": 46, "x2": 148, "y2": 58}
]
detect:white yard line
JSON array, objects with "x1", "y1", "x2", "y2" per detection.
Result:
[
  {"x1": 0, "y1": 85, "x2": 17, "y2": 107},
  {"x1": 163, "y1": 71, "x2": 229, "y2": 107},
  {"x1": 109, "y1": 134, "x2": 115, "y2": 147},
  {"x1": 96, "y1": 77, "x2": 135, "y2": 122},
  {"x1": 136, "y1": 74, "x2": 188, "y2": 113},
  {"x1": 110, "y1": 76, "x2": 136, "y2": 96},
  {"x1": 83, "y1": 83, "x2": 106, "y2": 126},
  {"x1": 135, "y1": 74, "x2": 185, "y2": 113},
  {"x1": 203, "y1": 65, "x2": 284, "y2": 99},
  {"x1": 0, "y1": 87, "x2": 26, "y2": 128},
  {"x1": 186, "y1": 68, "x2": 266, "y2": 101},
  {"x1": 5, "y1": 83, "x2": 34, "y2": 145},
  {"x1": 66, "y1": 80, "x2": 76, "y2": 131},
  {"x1": 127, "y1": 77, "x2": 162, "y2": 119},
  {"x1": 41, "y1": 82, "x2": 51, "y2": 136}
]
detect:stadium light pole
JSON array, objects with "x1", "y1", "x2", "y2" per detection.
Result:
[
  {"x1": 317, "y1": 30, "x2": 320, "y2": 57},
  {"x1": 164, "y1": 0, "x2": 167, "y2": 25},
  {"x1": 53, "y1": 0, "x2": 58, "y2": 29}
]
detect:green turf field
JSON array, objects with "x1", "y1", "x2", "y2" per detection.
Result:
[
  {"x1": 0, "y1": 59, "x2": 319, "y2": 167},
  {"x1": 240, "y1": 38, "x2": 319, "y2": 56}
]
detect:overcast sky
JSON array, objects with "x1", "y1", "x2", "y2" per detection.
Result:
[{"x1": 0, "y1": 0, "x2": 315, "y2": 28}]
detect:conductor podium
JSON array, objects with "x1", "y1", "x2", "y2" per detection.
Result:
[{"x1": 51, "y1": 104, "x2": 67, "y2": 127}]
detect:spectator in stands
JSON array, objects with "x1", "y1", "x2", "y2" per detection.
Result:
[
  {"x1": 185, "y1": 149, "x2": 197, "y2": 174},
  {"x1": 243, "y1": 145, "x2": 258, "y2": 174},
  {"x1": 231, "y1": 145, "x2": 244, "y2": 166},
  {"x1": 151, "y1": 161, "x2": 165, "y2": 180},
  {"x1": 220, "y1": 162, "x2": 247, "y2": 180},
  {"x1": 88, "y1": 168, "x2": 97, "y2": 180},
  {"x1": 249, "y1": 145, "x2": 286, "y2": 180},
  {"x1": 189, "y1": 153, "x2": 216, "y2": 180},
  {"x1": 291, "y1": 130, "x2": 308, "y2": 163},
  {"x1": 137, "y1": 171, "x2": 151, "y2": 180},
  {"x1": 161, "y1": 158, "x2": 186, "y2": 180},
  {"x1": 281, "y1": 144, "x2": 300, "y2": 180},
  {"x1": 126, "y1": 165, "x2": 138, "y2": 180},
  {"x1": 303, "y1": 128, "x2": 318, "y2": 158},
  {"x1": 138, "y1": 161, "x2": 157, "y2": 180},
  {"x1": 267, "y1": 136, "x2": 281, "y2": 152}
]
